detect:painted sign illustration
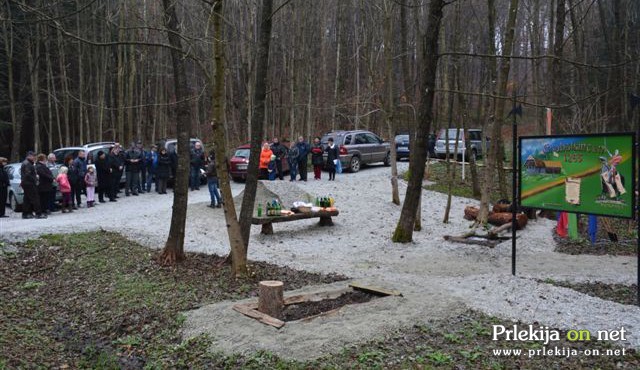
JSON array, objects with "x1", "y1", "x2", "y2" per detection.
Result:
[{"x1": 519, "y1": 133, "x2": 636, "y2": 218}]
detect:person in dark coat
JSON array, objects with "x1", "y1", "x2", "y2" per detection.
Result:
[
  {"x1": 108, "y1": 146, "x2": 123, "y2": 202},
  {"x1": 0, "y1": 157, "x2": 9, "y2": 217},
  {"x1": 125, "y1": 141, "x2": 143, "y2": 196},
  {"x1": 35, "y1": 154, "x2": 54, "y2": 215},
  {"x1": 325, "y1": 138, "x2": 339, "y2": 181},
  {"x1": 71, "y1": 151, "x2": 87, "y2": 207},
  {"x1": 295, "y1": 136, "x2": 310, "y2": 181},
  {"x1": 189, "y1": 141, "x2": 205, "y2": 191},
  {"x1": 156, "y1": 147, "x2": 171, "y2": 194},
  {"x1": 94, "y1": 151, "x2": 110, "y2": 203},
  {"x1": 20, "y1": 151, "x2": 45, "y2": 218},
  {"x1": 310, "y1": 137, "x2": 324, "y2": 180},
  {"x1": 65, "y1": 156, "x2": 78, "y2": 209},
  {"x1": 270, "y1": 137, "x2": 288, "y2": 180}
]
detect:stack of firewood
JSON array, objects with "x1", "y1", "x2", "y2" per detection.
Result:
[{"x1": 464, "y1": 204, "x2": 528, "y2": 230}]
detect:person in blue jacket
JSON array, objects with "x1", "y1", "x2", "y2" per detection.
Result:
[{"x1": 145, "y1": 145, "x2": 159, "y2": 193}]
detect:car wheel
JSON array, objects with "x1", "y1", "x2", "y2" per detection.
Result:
[
  {"x1": 383, "y1": 152, "x2": 391, "y2": 166},
  {"x1": 10, "y1": 193, "x2": 21, "y2": 212},
  {"x1": 350, "y1": 156, "x2": 361, "y2": 173}
]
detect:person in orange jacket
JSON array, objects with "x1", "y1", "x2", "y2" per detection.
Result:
[{"x1": 259, "y1": 142, "x2": 273, "y2": 179}]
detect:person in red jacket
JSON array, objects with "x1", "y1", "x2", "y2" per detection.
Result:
[{"x1": 310, "y1": 137, "x2": 324, "y2": 180}]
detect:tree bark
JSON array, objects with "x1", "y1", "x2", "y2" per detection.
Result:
[
  {"x1": 3, "y1": 1, "x2": 20, "y2": 161},
  {"x1": 209, "y1": 0, "x2": 247, "y2": 278},
  {"x1": 238, "y1": 0, "x2": 274, "y2": 260},
  {"x1": 383, "y1": 0, "x2": 400, "y2": 206},
  {"x1": 392, "y1": 0, "x2": 446, "y2": 243},
  {"x1": 477, "y1": 0, "x2": 519, "y2": 225},
  {"x1": 159, "y1": 0, "x2": 191, "y2": 265}
]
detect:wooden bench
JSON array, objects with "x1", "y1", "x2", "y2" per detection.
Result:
[{"x1": 251, "y1": 209, "x2": 339, "y2": 235}]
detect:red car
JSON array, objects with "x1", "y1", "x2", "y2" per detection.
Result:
[{"x1": 229, "y1": 143, "x2": 290, "y2": 182}]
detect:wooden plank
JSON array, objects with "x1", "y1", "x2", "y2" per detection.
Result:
[
  {"x1": 284, "y1": 288, "x2": 350, "y2": 305},
  {"x1": 348, "y1": 283, "x2": 403, "y2": 297},
  {"x1": 232, "y1": 303, "x2": 285, "y2": 329},
  {"x1": 251, "y1": 210, "x2": 339, "y2": 225}
]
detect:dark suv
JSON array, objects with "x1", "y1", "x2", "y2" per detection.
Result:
[{"x1": 321, "y1": 130, "x2": 390, "y2": 172}]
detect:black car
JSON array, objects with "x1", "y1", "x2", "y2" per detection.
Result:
[{"x1": 394, "y1": 133, "x2": 436, "y2": 161}]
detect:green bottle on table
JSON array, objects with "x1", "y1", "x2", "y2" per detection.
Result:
[{"x1": 257, "y1": 203, "x2": 262, "y2": 217}]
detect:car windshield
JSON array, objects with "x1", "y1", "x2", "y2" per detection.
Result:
[
  {"x1": 234, "y1": 149, "x2": 250, "y2": 158},
  {"x1": 438, "y1": 129, "x2": 463, "y2": 140},
  {"x1": 395, "y1": 135, "x2": 409, "y2": 143}
]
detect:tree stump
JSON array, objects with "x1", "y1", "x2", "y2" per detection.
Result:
[{"x1": 258, "y1": 280, "x2": 284, "y2": 318}]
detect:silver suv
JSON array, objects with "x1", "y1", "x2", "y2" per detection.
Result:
[
  {"x1": 321, "y1": 130, "x2": 390, "y2": 172},
  {"x1": 434, "y1": 128, "x2": 488, "y2": 160}
]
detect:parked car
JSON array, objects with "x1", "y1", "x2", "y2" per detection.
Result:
[
  {"x1": 228, "y1": 143, "x2": 291, "y2": 182},
  {"x1": 3, "y1": 162, "x2": 63, "y2": 212},
  {"x1": 321, "y1": 130, "x2": 390, "y2": 172},
  {"x1": 161, "y1": 138, "x2": 204, "y2": 154},
  {"x1": 53, "y1": 142, "x2": 126, "y2": 184},
  {"x1": 394, "y1": 133, "x2": 437, "y2": 161},
  {"x1": 53, "y1": 142, "x2": 116, "y2": 165},
  {"x1": 158, "y1": 138, "x2": 207, "y2": 185},
  {"x1": 434, "y1": 128, "x2": 488, "y2": 160}
]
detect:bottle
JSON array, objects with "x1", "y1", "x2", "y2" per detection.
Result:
[
  {"x1": 329, "y1": 196, "x2": 334, "y2": 207},
  {"x1": 276, "y1": 201, "x2": 281, "y2": 215},
  {"x1": 257, "y1": 203, "x2": 263, "y2": 217},
  {"x1": 267, "y1": 202, "x2": 271, "y2": 216},
  {"x1": 315, "y1": 197, "x2": 320, "y2": 206}
]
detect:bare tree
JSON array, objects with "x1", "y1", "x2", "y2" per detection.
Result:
[
  {"x1": 159, "y1": 0, "x2": 192, "y2": 265},
  {"x1": 236, "y1": 0, "x2": 274, "y2": 273},
  {"x1": 393, "y1": 0, "x2": 446, "y2": 242}
]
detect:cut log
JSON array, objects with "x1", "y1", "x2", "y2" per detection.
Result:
[
  {"x1": 258, "y1": 280, "x2": 284, "y2": 318},
  {"x1": 492, "y1": 203, "x2": 511, "y2": 213},
  {"x1": 464, "y1": 206, "x2": 479, "y2": 220},
  {"x1": 488, "y1": 212, "x2": 528, "y2": 229}
]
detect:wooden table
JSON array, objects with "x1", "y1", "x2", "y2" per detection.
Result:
[{"x1": 251, "y1": 209, "x2": 339, "y2": 235}]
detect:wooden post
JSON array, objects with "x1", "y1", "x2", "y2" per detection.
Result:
[
  {"x1": 261, "y1": 223, "x2": 274, "y2": 235},
  {"x1": 258, "y1": 280, "x2": 284, "y2": 318}
]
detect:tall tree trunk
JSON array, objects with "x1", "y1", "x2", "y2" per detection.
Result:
[
  {"x1": 117, "y1": 0, "x2": 126, "y2": 142},
  {"x1": 3, "y1": 0, "x2": 20, "y2": 161},
  {"x1": 392, "y1": 0, "x2": 446, "y2": 243},
  {"x1": 159, "y1": 0, "x2": 192, "y2": 265},
  {"x1": 477, "y1": 0, "x2": 519, "y2": 225},
  {"x1": 27, "y1": 25, "x2": 41, "y2": 153},
  {"x1": 209, "y1": 0, "x2": 246, "y2": 278},
  {"x1": 383, "y1": 0, "x2": 400, "y2": 205},
  {"x1": 238, "y1": 0, "x2": 274, "y2": 265}
]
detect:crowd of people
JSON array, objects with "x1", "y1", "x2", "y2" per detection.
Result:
[
  {"x1": 259, "y1": 136, "x2": 339, "y2": 181},
  {"x1": 2, "y1": 136, "x2": 339, "y2": 219},
  {"x1": 1, "y1": 140, "x2": 221, "y2": 219}
]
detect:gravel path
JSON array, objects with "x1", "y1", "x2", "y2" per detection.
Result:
[{"x1": 2, "y1": 163, "x2": 638, "y2": 359}]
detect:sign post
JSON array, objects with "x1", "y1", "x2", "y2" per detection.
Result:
[{"x1": 511, "y1": 92, "x2": 518, "y2": 276}]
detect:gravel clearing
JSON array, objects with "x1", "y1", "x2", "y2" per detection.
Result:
[{"x1": 2, "y1": 162, "x2": 638, "y2": 359}]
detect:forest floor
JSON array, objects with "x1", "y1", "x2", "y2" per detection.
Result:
[{"x1": 1, "y1": 162, "x2": 639, "y2": 368}]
